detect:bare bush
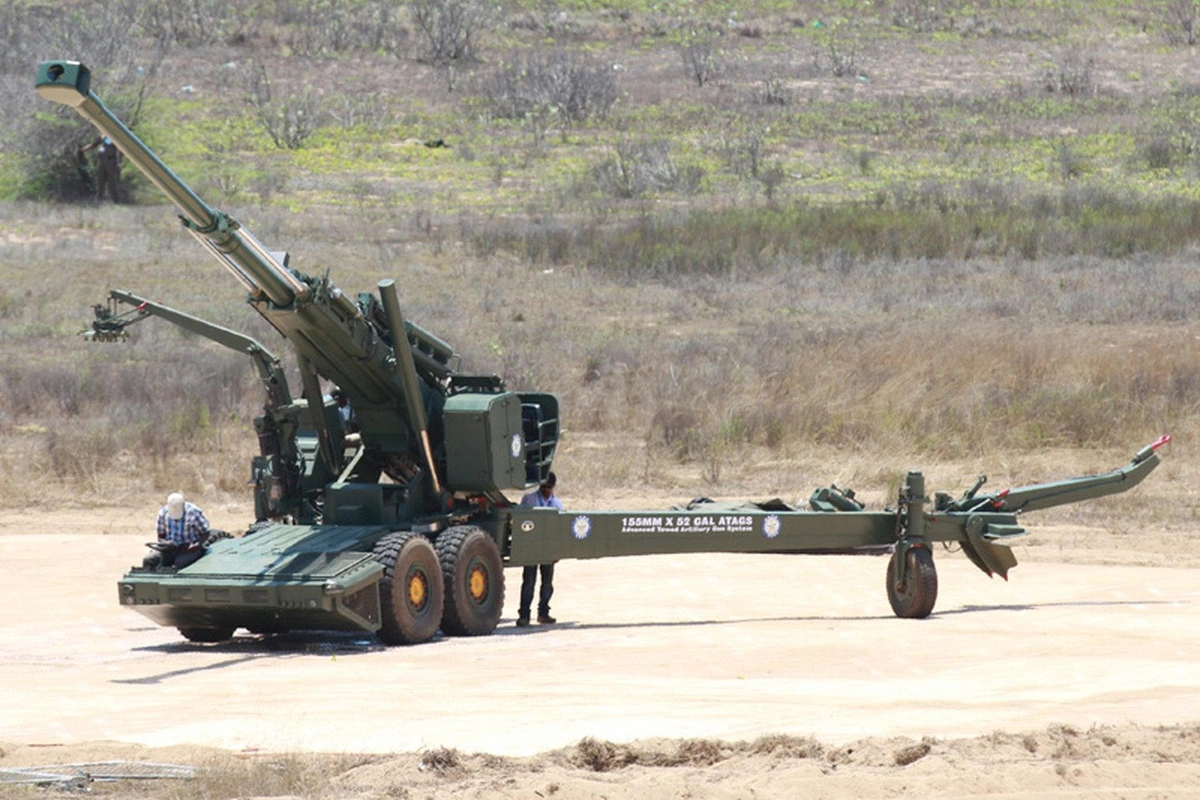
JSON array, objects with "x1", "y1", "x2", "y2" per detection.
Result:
[
  {"x1": 141, "y1": 0, "x2": 260, "y2": 46},
  {"x1": 679, "y1": 31, "x2": 725, "y2": 87},
  {"x1": 574, "y1": 737, "x2": 638, "y2": 772},
  {"x1": 1140, "y1": 135, "x2": 1180, "y2": 170},
  {"x1": 243, "y1": 61, "x2": 326, "y2": 149},
  {"x1": 811, "y1": 20, "x2": 866, "y2": 78},
  {"x1": 1040, "y1": 49, "x2": 1096, "y2": 96},
  {"x1": 276, "y1": 0, "x2": 405, "y2": 57},
  {"x1": 410, "y1": 0, "x2": 494, "y2": 65},
  {"x1": 758, "y1": 162, "x2": 787, "y2": 201},
  {"x1": 481, "y1": 48, "x2": 618, "y2": 139},
  {"x1": 894, "y1": 738, "x2": 934, "y2": 766},
  {"x1": 328, "y1": 92, "x2": 397, "y2": 132},
  {"x1": 592, "y1": 140, "x2": 704, "y2": 199},
  {"x1": 750, "y1": 734, "x2": 825, "y2": 759},
  {"x1": 197, "y1": 119, "x2": 257, "y2": 202},
  {"x1": 418, "y1": 747, "x2": 462, "y2": 775},
  {"x1": 1053, "y1": 137, "x2": 1088, "y2": 180},
  {"x1": 1162, "y1": 0, "x2": 1200, "y2": 46},
  {"x1": 188, "y1": 752, "x2": 375, "y2": 798},
  {"x1": 890, "y1": 0, "x2": 961, "y2": 32},
  {"x1": 650, "y1": 404, "x2": 702, "y2": 459},
  {"x1": 759, "y1": 75, "x2": 790, "y2": 106},
  {"x1": 647, "y1": 738, "x2": 729, "y2": 766},
  {"x1": 717, "y1": 125, "x2": 768, "y2": 179}
]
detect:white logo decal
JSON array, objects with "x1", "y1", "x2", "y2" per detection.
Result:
[
  {"x1": 520, "y1": 520, "x2": 535, "y2": 532},
  {"x1": 572, "y1": 515, "x2": 592, "y2": 540},
  {"x1": 763, "y1": 515, "x2": 782, "y2": 539},
  {"x1": 510, "y1": 433, "x2": 523, "y2": 459}
]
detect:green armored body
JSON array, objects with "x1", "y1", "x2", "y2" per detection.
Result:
[{"x1": 37, "y1": 60, "x2": 1168, "y2": 644}]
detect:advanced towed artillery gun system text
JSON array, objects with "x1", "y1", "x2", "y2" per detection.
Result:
[{"x1": 38, "y1": 60, "x2": 1168, "y2": 645}]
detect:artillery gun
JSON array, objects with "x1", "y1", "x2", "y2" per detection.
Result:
[{"x1": 37, "y1": 60, "x2": 1169, "y2": 645}]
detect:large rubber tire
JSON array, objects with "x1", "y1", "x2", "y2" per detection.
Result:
[
  {"x1": 886, "y1": 546, "x2": 938, "y2": 619},
  {"x1": 373, "y1": 532, "x2": 443, "y2": 645},
  {"x1": 178, "y1": 625, "x2": 236, "y2": 643},
  {"x1": 437, "y1": 525, "x2": 505, "y2": 637}
]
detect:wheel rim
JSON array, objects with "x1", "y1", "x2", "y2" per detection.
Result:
[
  {"x1": 407, "y1": 568, "x2": 429, "y2": 611},
  {"x1": 467, "y1": 560, "x2": 489, "y2": 604}
]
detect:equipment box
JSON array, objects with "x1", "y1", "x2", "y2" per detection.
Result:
[{"x1": 443, "y1": 391, "x2": 525, "y2": 492}]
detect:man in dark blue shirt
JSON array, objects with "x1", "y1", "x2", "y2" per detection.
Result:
[{"x1": 517, "y1": 472, "x2": 563, "y2": 627}]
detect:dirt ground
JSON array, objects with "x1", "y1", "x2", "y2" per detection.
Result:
[{"x1": 2, "y1": 504, "x2": 1200, "y2": 797}]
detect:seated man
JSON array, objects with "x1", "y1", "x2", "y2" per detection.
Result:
[{"x1": 143, "y1": 492, "x2": 212, "y2": 570}]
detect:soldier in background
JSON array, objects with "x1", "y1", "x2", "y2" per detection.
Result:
[
  {"x1": 332, "y1": 388, "x2": 357, "y2": 433},
  {"x1": 79, "y1": 136, "x2": 123, "y2": 202}
]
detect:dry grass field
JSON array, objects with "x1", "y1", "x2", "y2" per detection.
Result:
[{"x1": 3, "y1": 0, "x2": 1200, "y2": 796}]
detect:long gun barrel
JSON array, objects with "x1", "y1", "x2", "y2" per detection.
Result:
[
  {"x1": 36, "y1": 60, "x2": 432, "y2": 483},
  {"x1": 37, "y1": 61, "x2": 306, "y2": 307},
  {"x1": 38, "y1": 59, "x2": 558, "y2": 507}
]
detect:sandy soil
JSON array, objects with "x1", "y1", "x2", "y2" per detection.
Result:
[{"x1": 2, "y1": 507, "x2": 1199, "y2": 797}]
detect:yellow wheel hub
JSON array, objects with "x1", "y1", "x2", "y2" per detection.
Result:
[
  {"x1": 468, "y1": 565, "x2": 488, "y2": 602},
  {"x1": 408, "y1": 572, "x2": 428, "y2": 609}
]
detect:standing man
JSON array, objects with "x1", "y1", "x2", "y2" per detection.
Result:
[
  {"x1": 517, "y1": 472, "x2": 563, "y2": 627},
  {"x1": 144, "y1": 492, "x2": 212, "y2": 569},
  {"x1": 79, "y1": 136, "x2": 123, "y2": 202}
]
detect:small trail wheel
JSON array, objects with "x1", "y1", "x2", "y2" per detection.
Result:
[
  {"x1": 373, "y1": 532, "x2": 443, "y2": 645},
  {"x1": 886, "y1": 546, "x2": 938, "y2": 619},
  {"x1": 437, "y1": 526, "x2": 505, "y2": 637}
]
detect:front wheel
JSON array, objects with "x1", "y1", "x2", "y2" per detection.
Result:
[
  {"x1": 178, "y1": 625, "x2": 236, "y2": 643},
  {"x1": 373, "y1": 532, "x2": 444, "y2": 645},
  {"x1": 886, "y1": 546, "x2": 938, "y2": 619}
]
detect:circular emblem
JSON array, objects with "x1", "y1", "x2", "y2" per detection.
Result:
[
  {"x1": 762, "y1": 514, "x2": 782, "y2": 539},
  {"x1": 509, "y1": 433, "x2": 523, "y2": 459},
  {"x1": 572, "y1": 515, "x2": 592, "y2": 540},
  {"x1": 520, "y1": 520, "x2": 535, "y2": 532}
]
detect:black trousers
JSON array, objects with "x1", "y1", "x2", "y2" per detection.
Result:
[
  {"x1": 519, "y1": 563, "x2": 554, "y2": 617},
  {"x1": 143, "y1": 543, "x2": 204, "y2": 570},
  {"x1": 96, "y1": 163, "x2": 120, "y2": 202}
]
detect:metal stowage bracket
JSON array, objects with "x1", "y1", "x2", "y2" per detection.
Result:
[{"x1": 0, "y1": 761, "x2": 196, "y2": 786}]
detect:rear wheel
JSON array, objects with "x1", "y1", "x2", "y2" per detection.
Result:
[
  {"x1": 373, "y1": 532, "x2": 443, "y2": 645},
  {"x1": 437, "y1": 526, "x2": 505, "y2": 636},
  {"x1": 178, "y1": 625, "x2": 236, "y2": 643},
  {"x1": 886, "y1": 546, "x2": 938, "y2": 619}
]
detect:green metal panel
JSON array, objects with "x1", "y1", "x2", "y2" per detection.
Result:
[
  {"x1": 324, "y1": 483, "x2": 408, "y2": 525},
  {"x1": 505, "y1": 507, "x2": 900, "y2": 565},
  {"x1": 443, "y1": 392, "x2": 525, "y2": 491},
  {"x1": 117, "y1": 524, "x2": 387, "y2": 632}
]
